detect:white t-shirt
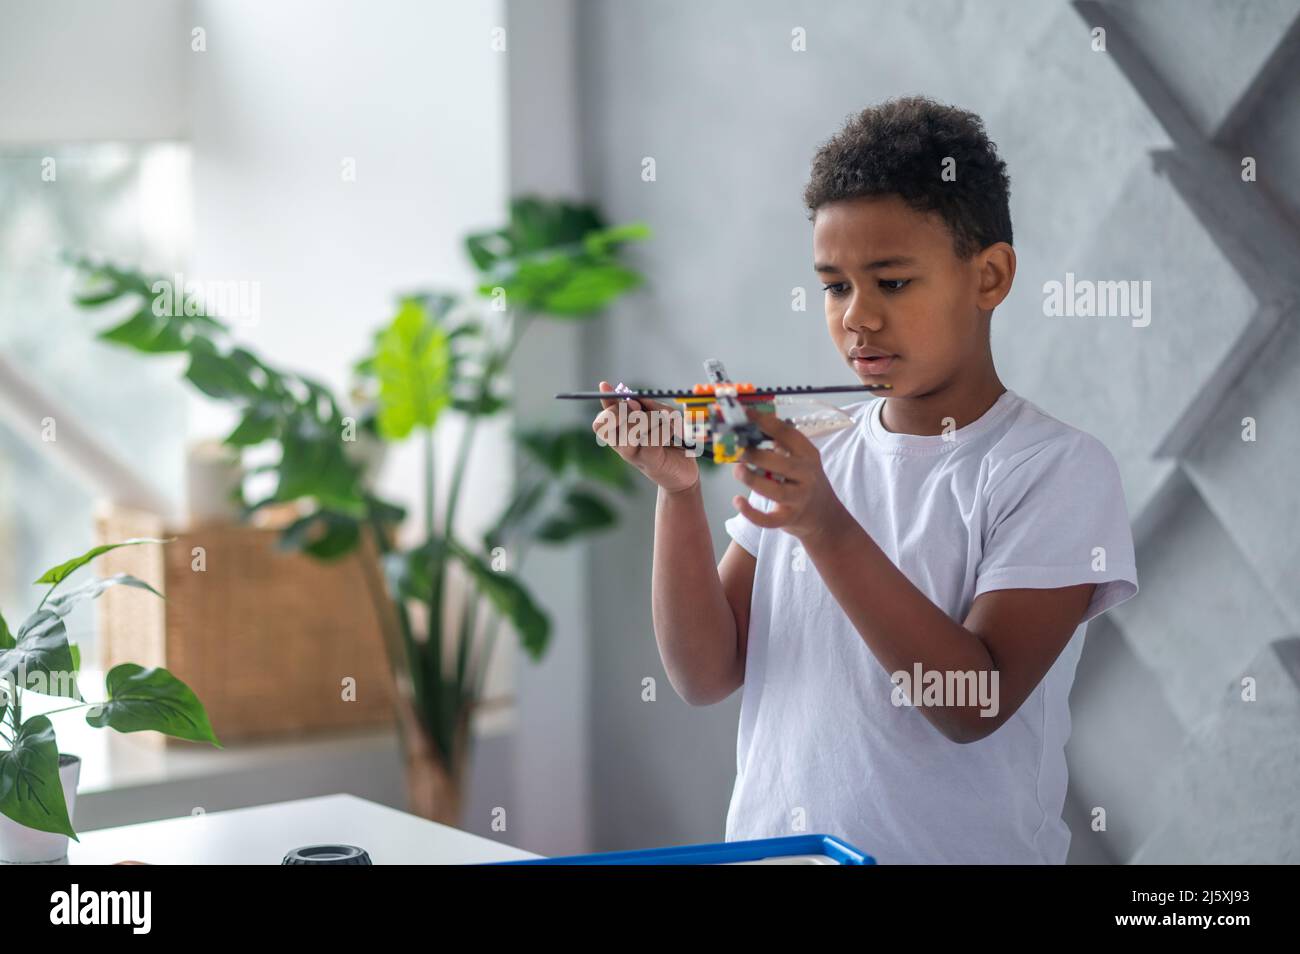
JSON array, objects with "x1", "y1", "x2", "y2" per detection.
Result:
[{"x1": 722, "y1": 388, "x2": 1138, "y2": 864}]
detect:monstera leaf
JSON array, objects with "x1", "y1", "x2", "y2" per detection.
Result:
[
  {"x1": 466, "y1": 196, "x2": 650, "y2": 317},
  {"x1": 447, "y1": 540, "x2": 550, "y2": 661},
  {"x1": 371, "y1": 298, "x2": 452, "y2": 439}
]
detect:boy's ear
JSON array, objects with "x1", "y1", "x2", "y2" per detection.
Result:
[{"x1": 974, "y1": 241, "x2": 1016, "y2": 310}]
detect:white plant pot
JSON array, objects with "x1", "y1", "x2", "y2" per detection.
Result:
[
  {"x1": 0, "y1": 753, "x2": 80, "y2": 864},
  {"x1": 186, "y1": 440, "x2": 245, "y2": 525}
]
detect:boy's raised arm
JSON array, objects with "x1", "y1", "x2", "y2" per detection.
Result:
[
  {"x1": 590, "y1": 381, "x2": 747, "y2": 706},
  {"x1": 651, "y1": 481, "x2": 753, "y2": 706}
]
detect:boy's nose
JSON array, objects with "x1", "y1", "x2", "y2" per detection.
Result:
[{"x1": 842, "y1": 305, "x2": 884, "y2": 333}]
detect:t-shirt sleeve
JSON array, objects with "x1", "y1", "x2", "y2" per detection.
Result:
[
  {"x1": 974, "y1": 432, "x2": 1138, "y2": 624},
  {"x1": 723, "y1": 488, "x2": 771, "y2": 557}
]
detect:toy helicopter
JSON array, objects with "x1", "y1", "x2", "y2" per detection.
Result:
[{"x1": 556, "y1": 358, "x2": 891, "y2": 465}]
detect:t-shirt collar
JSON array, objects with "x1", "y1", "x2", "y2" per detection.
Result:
[{"x1": 865, "y1": 388, "x2": 1019, "y2": 455}]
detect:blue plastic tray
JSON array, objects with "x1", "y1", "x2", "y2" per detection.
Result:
[{"x1": 494, "y1": 833, "x2": 875, "y2": 865}]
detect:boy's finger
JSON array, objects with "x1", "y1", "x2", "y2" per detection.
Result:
[
  {"x1": 746, "y1": 406, "x2": 794, "y2": 431},
  {"x1": 732, "y1": 494, "x2": 784, "y2": 529},
  {"x1": 747, "y1": 407, "x2": 812, "y2": 455},
  {"x1": 732, "y1": 462, "x2": 797, "y2": 501},
  {"x1": 638, "y1": 396, "x2": 667, "y2": 413},
  {"x1": 739, "y1": 445, "x2": 795, "y2": 475},
  {"x1": 600, "y1": 382, "x2": 651, "y2": 423},
  {"x1": 592, "y1": 407, "x2": 615, "y2": 444},
  {"x1": 745, "y1": 407, "x2": 794, "y2": 450}
]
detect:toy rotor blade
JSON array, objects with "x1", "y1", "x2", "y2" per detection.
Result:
[
  {"x1": 554, "y1": 384, "x2": 890, "y2": 400},
  {"x1": 775, "y1": 395, "x2": 857, "y2": 438}
]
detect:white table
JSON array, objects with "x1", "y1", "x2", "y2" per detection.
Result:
[{"x1": 67, "y1": 794, "x2": 542, "y2": 865}]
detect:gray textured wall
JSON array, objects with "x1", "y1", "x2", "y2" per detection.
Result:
[{"x1": 572, "y1": 0, "x2": 1300, "y2": 861}]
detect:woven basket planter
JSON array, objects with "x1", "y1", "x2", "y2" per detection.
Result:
[{"x1": 93, "y1": 505, "x2": 395, "y2": 745}]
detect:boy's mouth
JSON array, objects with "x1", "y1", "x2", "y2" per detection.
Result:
[{"x1": 850, "y1": 352, "x2": 897, "y2": 375}]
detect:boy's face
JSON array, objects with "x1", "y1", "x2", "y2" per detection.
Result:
[{"x1": 813, "y1": 195, "x2": 1008, "y2": 399}]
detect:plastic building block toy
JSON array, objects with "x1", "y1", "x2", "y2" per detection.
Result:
[{"x1": 557, "y1": 358, "x2": 890, "y2": 464}]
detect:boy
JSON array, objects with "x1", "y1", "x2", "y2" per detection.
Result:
[{"x1": 592, "y1": 96, "x2": 1138, "y2": 864}]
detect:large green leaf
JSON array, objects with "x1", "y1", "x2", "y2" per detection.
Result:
[
  {"x1": 75, "y1": 287, "x2": 129, "y2": 307},
  {"x1": 483, "y1": 480, "x2": 550, "y2": 552},
  {"x1": 278, "y1": 511, "x2": 362, "y2": 561},
  {"x1": 86, "y1": 664, "x2": 221, "y2": 746},
  {"x1": 364, "y1": 493, "x2": 408, "y2": 528},
  {"x1": 372, "y1": 299, "x2": 452, "y2": 440},
  {"x1": 518, "y1": 260, "x2": 644, "y2": 316},
  {"x1": 0, "y1": 611, "x2": 83, "y2": 701},
  {"x1": 477, "y1": 258, "x2": 636, "y2": 318},
  {"x1": 224, "y1": 403, "x2": 279, "y2": 447},
  {"x1": 516, "y1": 425, "x2": 636, "y2": 491},
  {"x1": 0, "y1": 715, "x2": 77, "y2": 839},
  {"x1": 466, "y1": 197, "x2": 649, "y2": 317},
  {"x1": 67, "y1": 257, "x2": 153, "y2": 309},
  {"x1": 0, "y1": 611, "x2": 13, "y2": 651},
  {"x1": 562, "y1": 427, "x2": 638, "y2": 491},
  {"x1": 582, "y1": 222, "x2": 653, "y2": 257},
  {"x1": 227, "y1": 347, "x2": 279, "y2": 393},
  {"x1": 393, "y1": 291, "x2": 458, "y2": 323},
  {"x1": 383, "y1": 538, "x2": 448, "y2": 605},
  {"x1": 99, "y1": 304, "x2": 189, "y2": 353},
  {"x1": 98, "y1": 306, "x2": 164, "y2": 347},
  {"x1": 451, "y1": 391, "x2": 507, "y2": 416},
  {"x1": 448, "y1": 541, "x2": 549, "y2": 661},
  {"x1": 465, "y1": 197, "x2": 606, "y2": 269},
  {"x1": 274, "y1": 429, "x2": 366, "y2": 515},
  {"x1": 533, "y1": 488, "x2": 618, "y2": 543},
  {"x1": 33, "y1": 538, "x2": 166, "y2": 586},
  {"x1": 185, "y1": 341, "x2": 261, "y2": 400},
  {"x1": 74, "y1": 258, "x2": 227, "y2": 355},
  {"x1": 517, "y1": 428, "x2": 566, "y2": 473}
]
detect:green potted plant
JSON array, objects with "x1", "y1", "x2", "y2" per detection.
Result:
[
  {"x1": 0, "y1": 539, "x2": 219, "y2": 863},
  {"x1": 65, "y1": 196, "x2": 649, "y2": 824}
]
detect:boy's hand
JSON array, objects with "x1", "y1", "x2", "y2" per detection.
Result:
[
  {"x1": 730, "y1": 408, "x2": 847, "y2": 543},
  {"x1": 593, "y1": 380, "x2": 701, "y2": 494}
]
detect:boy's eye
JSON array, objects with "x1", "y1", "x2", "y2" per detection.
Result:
[
  {"x1": 878, "y1": 278, "x2": 911, "y2": 293},
  {"x1": 822, "y1": 282, "x2": 850, "y2": 297}
]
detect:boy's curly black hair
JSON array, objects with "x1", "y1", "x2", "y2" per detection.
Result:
[{"x1": 803, "y1": 96, "x2": 1013, "y2": 258}]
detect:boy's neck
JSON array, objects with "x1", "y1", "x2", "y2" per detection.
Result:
[{"x1": 879, "y1": 369, "x2": 1007, "y2": 437}]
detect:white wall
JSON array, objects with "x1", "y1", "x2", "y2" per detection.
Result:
[{"x1": 0, "y1": 0, "x2": 189, "y2": 143}]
